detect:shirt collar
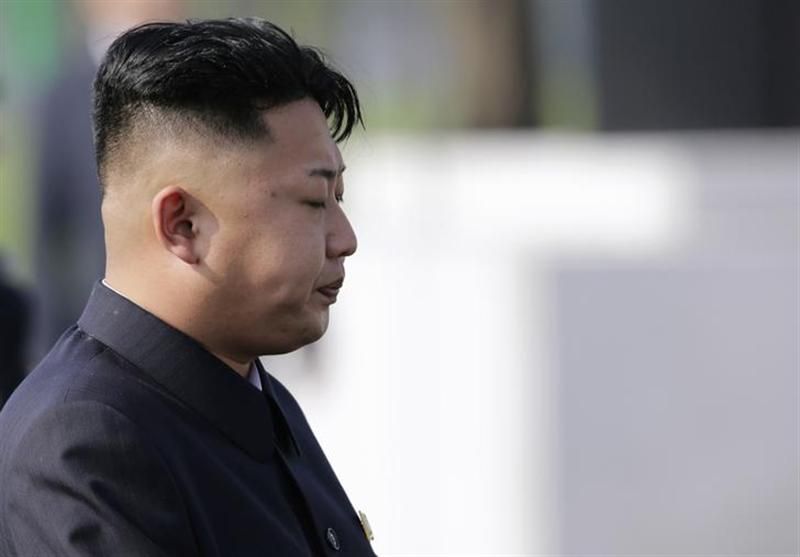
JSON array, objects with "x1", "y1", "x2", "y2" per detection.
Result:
[
  {"x1": 78, "y1": 281, "x2": 275, "y2": 461},
  {"x1": 246, "y1": 362, "x2": 262, "y2": 391}
]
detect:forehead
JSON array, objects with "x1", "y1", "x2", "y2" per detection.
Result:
[{"x1": 257, "y1": 99, "x2": 343, "y2": 171}]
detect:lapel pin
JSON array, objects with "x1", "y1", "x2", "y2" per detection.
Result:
[{"x1": 358, "y1": 510, "x2": 374, "y2": 541}]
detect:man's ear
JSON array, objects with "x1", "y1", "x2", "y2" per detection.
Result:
[{"x1": 152, "y1": 186, "x2": 201, "y2": 265}]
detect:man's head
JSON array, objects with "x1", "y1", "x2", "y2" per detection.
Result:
[{"x1": 94, "y1": 18, "x2": 361, "y2": 371}]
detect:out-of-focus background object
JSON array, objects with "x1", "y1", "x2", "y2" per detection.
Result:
[
  {"x1": 19, "y1": 0, "x2": 186, "y2": 358},
  {"x1": 0, "y1": 257, "x2": 28, "y2": 408},
  {"x1": 1, "y1": 0, "x2": 798, "y2": 555}
]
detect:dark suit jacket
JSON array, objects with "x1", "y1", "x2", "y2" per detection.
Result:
[{"x1": 0, "y1": 283, "x2": 376, "y2": 556}]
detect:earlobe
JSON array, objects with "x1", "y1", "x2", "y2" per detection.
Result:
[{"x1": 152, "y1": 187, "x2": 201, "y2": 265}]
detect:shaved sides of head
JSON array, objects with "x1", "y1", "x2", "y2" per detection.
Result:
[{"x1": 97, "y1": 105, "x2": 225, "y2": 193}]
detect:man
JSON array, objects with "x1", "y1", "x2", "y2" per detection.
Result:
[{"x1": 0, "y1": 18, "x2": 374, "y2": 556}]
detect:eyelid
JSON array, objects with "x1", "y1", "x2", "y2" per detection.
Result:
[{"x1": 304, "y1": 192, "x2": 344, "y2": 209}]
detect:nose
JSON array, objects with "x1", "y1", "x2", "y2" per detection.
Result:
[{"x1": 327, "y1": 204, "x2": 357, "y2": 259}]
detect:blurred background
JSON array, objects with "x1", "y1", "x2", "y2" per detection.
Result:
[{"x1": 1, "y1": 0, "x2": 798, "y2": 555}]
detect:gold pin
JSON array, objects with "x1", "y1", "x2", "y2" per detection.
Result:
[{"x1": 357, "y1": 510, "x2": 374, "y2": 541}]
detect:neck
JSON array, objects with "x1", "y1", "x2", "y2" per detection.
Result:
[{"x1": 102, "y1": 275, "x2": 253, "y2": 379}]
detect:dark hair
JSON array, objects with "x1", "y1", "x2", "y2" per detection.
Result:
[{"x1": 93, "y1": 18, "x2": 362, "y2": 187}]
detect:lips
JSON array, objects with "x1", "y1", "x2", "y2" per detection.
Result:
[{"x1": 316, "y1": 277, "x2": 343, "y2": 303}]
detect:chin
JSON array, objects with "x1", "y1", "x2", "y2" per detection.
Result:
[
  {"x1": 265, "y1": 313, "x2": 330, "y2": 355},
  {"x1": 301, "y1": 317, "x2": 329, "y2": 347}
]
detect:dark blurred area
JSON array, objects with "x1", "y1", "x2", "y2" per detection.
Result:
[
  {"x1": 593, "y1": 0, "x2": 800, "y2": 129},
  {"x1": 439, "y1": 0, "x2": 800, "y2": 130},
  {"x1": 0, "y1": 261, "x2": 28, "y2": 408}
]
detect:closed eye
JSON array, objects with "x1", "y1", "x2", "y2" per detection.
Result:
[{"x1": 305, "y1": 200, "x2": 327, "y2": 209}]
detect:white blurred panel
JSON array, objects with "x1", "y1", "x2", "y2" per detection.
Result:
[{"x1": 265, "y1": 131, "x2": 799, "y2": 556}]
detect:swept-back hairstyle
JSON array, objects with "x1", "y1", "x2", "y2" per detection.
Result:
[{"x1": 93, "y1": 18, "x2": 362, "y2": 190}]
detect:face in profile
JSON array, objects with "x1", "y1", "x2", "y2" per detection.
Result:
[{"x1": 200, "y1": 98, "x2": 357, "y2": 357}]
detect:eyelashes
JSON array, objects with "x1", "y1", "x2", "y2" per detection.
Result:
[{"x1": 305, "y1": 194, "x2": 344, "y2": 209}]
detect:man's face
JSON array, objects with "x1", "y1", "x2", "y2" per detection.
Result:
[{"x1": 200, "y1": 99, "x2": 357, "y2": 357}]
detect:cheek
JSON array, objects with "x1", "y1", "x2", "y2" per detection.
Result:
[
  {"x1": 244, "y1": 235, "x2": 324, "y2": 293},
  {"x1": 221, "y1": 213, "x2": 327, "y2": 288},
  {"x1": 271, "y1": 220, "x2": 328, "y2": 270}
]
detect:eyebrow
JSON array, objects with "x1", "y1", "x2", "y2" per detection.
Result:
[{"x1": 308, "y1": 165, "x2": 346, "y2": 180}]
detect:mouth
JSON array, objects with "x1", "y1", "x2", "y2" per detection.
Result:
[{"x1": 316, "y1": 277, "x2": 344, "y2": 304}]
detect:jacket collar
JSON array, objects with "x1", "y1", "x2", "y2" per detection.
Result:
[{"x1": 77, "y1": 281, "x2": 275, "y2": 461}]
